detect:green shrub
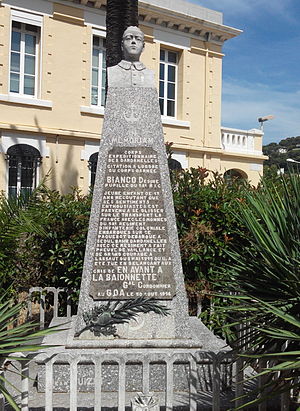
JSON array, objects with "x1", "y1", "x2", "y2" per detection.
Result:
[
  {"x1": 170, "y1": 166, "x2": 253, "y2": 338},
  {"x1": 4, "y1": 187, "x2": 91, "y2": 299}
]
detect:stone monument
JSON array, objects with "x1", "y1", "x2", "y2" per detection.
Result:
[
  {"x1": 37, "y1": 26, "x2": 226, "y2": 410},
  {"x1": 72, "y1": 25, "x2": 197, "y2": 345}
]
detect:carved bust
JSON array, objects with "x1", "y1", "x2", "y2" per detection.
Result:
[{"x1": 107, "y1": 26, "x2": 155, "y2": 88}]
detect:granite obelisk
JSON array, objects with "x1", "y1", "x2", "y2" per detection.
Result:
[{"x1": 71, "y1": 27, "x2": 202, "y2": 345}]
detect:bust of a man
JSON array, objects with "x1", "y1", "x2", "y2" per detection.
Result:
[{"x1": 107, "y1": 26, "x2": 155, "y2": 88}]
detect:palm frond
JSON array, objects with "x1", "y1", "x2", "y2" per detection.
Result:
[
  {"x1": 214, "y1": 172, "x2": 300, "y2": 406},
  {"x1": 113, "y1": 297, "x2": 170, "y2": 323}
]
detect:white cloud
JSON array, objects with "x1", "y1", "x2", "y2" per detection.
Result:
[{"x1": 221, "y1": 79, "x2": 300, "y2": 143}]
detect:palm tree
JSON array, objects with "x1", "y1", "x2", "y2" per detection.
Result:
[{"x1": 106, "y1": 0, "x2": 139, "y2": 68}]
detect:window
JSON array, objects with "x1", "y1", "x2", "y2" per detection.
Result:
[
  {"x1": 7, "y1": 144, "x2": 41, "y2": 198},
  {"x1": 159, "y1": 49, "x2": 178, "y2": 117},
  {"x1": 88, "y1": 152, "x2": 98, "y2": 188},
  {"x1": 168, "y1": 158, "x2": 182, "y2": 171},
  {"x1": 224, "y1": 169, "x2": 247, "y2": 184},
  {"x1": 10, "y1": 21, "x2": 40, "y2": 97},
  {"x1": 91, "y1": 36, "x2": 106, "y2": 107}
]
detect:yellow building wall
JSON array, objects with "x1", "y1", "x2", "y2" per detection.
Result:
[
  {"x1": 0, "y1": 1, "x2": 266, "y2": 194},
  {"x1": 221, "y1": 156, "x2": 264, "y2": 185},
  {"x1": 41, "y1": 137, "x2": 85, "y2": 193}
]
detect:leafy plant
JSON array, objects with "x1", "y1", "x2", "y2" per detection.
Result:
[
  {"x1": 2, "y1": 187, "x2": 92, "y2": 301},
  {"x1": 0, "y1": 292, "x2": 62, "y2": 410},
  {"x1": 0, "y1": 191, "x2": 47, "y2": 295},
  {"x1": 170, "y1": 166, "x2": 251, "y2": 339},
  {"x1": 215, "y1": 172, "x2": 300, "y2": 407}
]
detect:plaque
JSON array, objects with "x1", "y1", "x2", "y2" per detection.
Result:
[{"x1": 89, "y1": 146, "x2": 176, "y2": 300}]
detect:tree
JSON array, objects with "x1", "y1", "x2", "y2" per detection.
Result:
[
  {"x1": 263, "y1": 135, "x2": 300, "y2": 170},
  {"x1": 106, "y1": 0, "x2": 139, "y2": 68}
]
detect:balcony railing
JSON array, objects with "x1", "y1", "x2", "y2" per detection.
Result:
[{"x1": 221, "y1": 127, "x2": 263, "y2": 156}]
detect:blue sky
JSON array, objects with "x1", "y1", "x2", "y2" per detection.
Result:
[{"x1": 189, "y1": 0, "x2": 300, "y2": 144}]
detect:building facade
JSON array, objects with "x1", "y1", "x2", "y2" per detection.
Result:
[{"x1": 0, "y1": 0, "x2": 266, "y2": 196}]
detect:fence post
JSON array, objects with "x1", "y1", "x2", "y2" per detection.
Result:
[
  {"x1": 258, "y1": 360, "x2": 267, "y2": 411},
  {"x1": 196, "y1": 296, "x2": 202, "y2": 317},
  {"x1": 235, "y1": 356, "x2": 244, "y2": 408},
  {"x1": 40, "y1": 291, "x2": 45, "y2": 330},
  {"x1": 94, "y1": 357, "x2": 102, "y2": 411},
  {"x1": 21, "y1": 359, "x2": 29, "y2": 411},
  {"x1": 189, "y1": 356, "x2": 198, "y2": 411},
  {"x1": 53, "y1": 289, "x2": 59, "y2": 319},
  {"x1": 165, "y1": 358, "x2": 174, "y2": 411},
  {"x1": 118, "y1": 358, "x2": 126, "y2": 411},
  {"x1": 67, "y1": 289, "x2": 72, "y2": 318},
  {"x1": 212, "y1": 353, "x2": 220, "y2": 411}
]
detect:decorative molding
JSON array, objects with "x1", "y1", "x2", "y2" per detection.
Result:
[
  {"x1": 154, "y1": 28, "x2": 191, "y2": 50},
  {"x1": 250, "y1": 163, "x2": 263, "y2": 171},
  {"x1": 68, "y1": 0, "x2": 241, "y2": 44},
  {"x1": 92, "y1": 27, "x2": 106, "y2": 37},
  {"x1": 52, "y1": 12, "x2": 84, "y2": 26},
  {"x1": 10, "y1": 8, "x2": 43, "y2": 26},
  {"x1": 190, "y1": 46, "x2": 224, "y2": 58},
  {"x1": 81, "y1": 140, "x2": 100, "y2": 161},
  {"x1": 0, "y1": 94, "x2": 53, "y2": 108},
  {"x1": 0, "y1": 131, "x2": 50, "y2": 157},
  {"x1": 80, "y1": 105, "x2": 105, "y2": 116},
  {"x1": 161, "y1": 116, "x2": 190, "y2": 128}
]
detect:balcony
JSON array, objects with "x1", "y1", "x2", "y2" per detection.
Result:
[{"x1": 221, "y1": 127, "x2": 264, "y2": 156}]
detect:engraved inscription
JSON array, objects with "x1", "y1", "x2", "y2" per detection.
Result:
[{"x1": 90, "y1": 147, "x2": 176, "y2": 300}]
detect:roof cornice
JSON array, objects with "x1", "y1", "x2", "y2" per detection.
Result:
[{"x1": 66, "y1": 0, "x2": 242, "y2": 43}]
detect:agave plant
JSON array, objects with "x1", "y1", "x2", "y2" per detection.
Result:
[
  {"x1": 215, "y1": 172, "x2": 300, "y2": 408},
  {"x1": 0, "y1": 292, "x2": 61, "y2": 410}
]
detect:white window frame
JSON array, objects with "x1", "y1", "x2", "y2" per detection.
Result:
[
  {"x1": 159, "y1": 49, "x2": 178, "y2": 118},
  {"x1": 1, "y1": 132, "x2": 49, "y2": 196},
  {"x1": 9, "y1": 10, "x2": 42, "y2": 99},
  {"x1": 6, "y1": 144, "x2": 41, "y2": 198},
  {"x1": 91, "y1": 29, "x2": 106, "y2": 108}
]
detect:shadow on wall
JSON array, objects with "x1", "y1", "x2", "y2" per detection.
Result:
[
  {"x1": 31, "y1": 115, "x2": 80, "y2": 193},
  {"x1": 3, "y1": 110, "x2": 82, "y2": 195}
]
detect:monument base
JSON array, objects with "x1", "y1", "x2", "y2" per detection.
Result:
[
  {"x1": 44, "y1": 316, "x2": 226, "y2": 350},
  {"x1": 32, "y1": 317, "x2": 230, "y2": 410}
]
